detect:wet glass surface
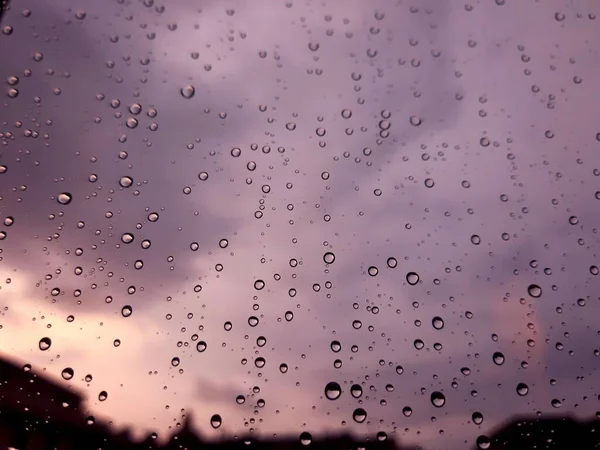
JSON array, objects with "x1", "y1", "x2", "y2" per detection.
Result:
[{"x1": 1, "y1": 1, "x2": 599, "y2": 449}]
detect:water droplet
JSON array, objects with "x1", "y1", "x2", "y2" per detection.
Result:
[
  {"x1": 121, "y1": 305, "x2": 133, "y2": 317},
  {"x1": 471, "y1": 235, "x2": 481, "y2": 245},
  {"x1": 300, "y1": 432, "x2": 312, "y2": 446},
  {"x1": 39, "y1": 337, "x2": 52, "y2": 351},
  {"x1": 181, "y1": 85, "x2": 195, "y2": 99},
  {"x1": 352, "y1": 408, "x2": 367, "y2": 423},
  {"x1": 61, "y1": 368, "x2": 74, "y2": 380},
  {"x1": 308, "y1": 42, "x2": 320, "y2": 52},
  {"x1": 528, "y1": 284, "x2": 542, "y2": 298},
  {"x1": 493, "y1": 352, "x2": 505, "y2": 365},
  {"x1": 57, "y1": 193, "x2": 72, "y2": 205},
  {"x1": 476, "y1": 435, "x2": 491, "y2": 449},
  {"x1": 431, "y1": 391, "x2": 446, "y2": 407},
  {"x1": 350, "y1": 384, "x2": 363, "y2": 398},
  {"x1": 368, "y1": 266, "x2": 379, "y2": 276},
  {"x1": 98, "y1": 391, "x2": 108, "y2": 401},
  {"x1": 121, "y1": 233, "x2": 134, "y2": 244},
  {"x1": 386, "y1": 257, "x2": 397, "y2": 268},
  {"x1": 406, "y1": 272, "x2": 420, "y2": 285},
  {"x1": 324, "y1": 381, "x2": 342, "y2": 400},
  {"x1": 330, "y1": 341, "x2": 341, "y2": 352},
  {"x1": 171, "y1": 357, "x2": 180, "y2": 367},
  {"x1": 198, "y1": 171, "x2": 209, "y2": 181},
  {"x1": 210, "y1": 414, "x2": 222, "y2": 429},
  {"x1": 196, "y1": 341, "x2": 207, "y2": 352},
  {"x1": 254, "y1": 279, "x2": 265, "y2": 290},
  {"x1": 409, "y1": 115, "x2": 422, "y2": 126},
  {"x1": 119, "y1": 176, "x2": 133, "y2": 187},
  {"x1": 323, "y1": 252, "x2": 335, "y2": 264},
  {"x1": 432, "y1": 316, "x2": 444, "y2": 330},
  {"x1": 219, "y1": 239, "x2": 229, "y2": 248},
  {"x1": 516, "y1": 382, "x2": 529, "y2": 396},
  {"x1": 472, "y1": 412, "x2": 483, "y2": 425}
]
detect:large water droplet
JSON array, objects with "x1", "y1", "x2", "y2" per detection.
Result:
[
  {"x1": 516, "y1": 382, "x2": 529, "y2": 396},
  {"x1": 121, "y1": 305, "x2": 133, "y2": 317},
  {"x1": 119, "y1": 176, "x2": 133, "y2": 187},
  {"x1": 431, "y1": 391, "x2": 446, "y2": 407},
  {"x1": 210, "y1": 414, "x2": 222, "y2": 429},
  {"x1": 323, "y1": 252, "x2": 335, "y2": 264},
  {"x1": 39, "y1": 337, "x2": 52, "y2": 351},
  {"x1": 196, "y1": 341, "x2": 207, "y2": 352},
  {"x1": 61, "y1": 367, "x2": 74, "y2": 380},
  {"x1": 181, "y1": 85, "x2": 195, "y2": 99},
  {"x1": 299, "y1": 432, "x2": 312, "y2": 446},
  {"x1": 528, "y1": 284, "x2": 542, "y2": 298},
  {"x1": 406, "y1": 272, "x2": 420, "y2": 285},
  {"x1": 352, "y1": 408, "x2": 367, "y2": 423},
  {"x1": 476, "y1": 435, "x2": 491, "y2": 449},
  {"x1": 324, "y1": 381, "x2": 342, "y2": 400},
  {"x1": 368, "y1": 266, "x2": 379, "y2": 276},
  {"x1": 57, "y1": 193, "x2": 72, "y2": 205},
  {"x1": 350, "y1": 384, "x2": 363, "y2": 398},
  {"x1": 121, "y1": 233, "x2": 134, "y2": 244},
  {"x1": 432, "y1": 316, "x2": 444, "y2": 330},
  {"x1": 492, "y1": 352, "x2": 505, "y2": 365}
]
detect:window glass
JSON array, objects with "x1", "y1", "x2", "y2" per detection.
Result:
[{"x1": 1, "y1": 1, "x2": 599, "y2": 449}]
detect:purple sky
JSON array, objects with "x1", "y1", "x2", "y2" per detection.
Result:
[{"x1": 1, "y1": 0, "x2": 599, "y2": 449}]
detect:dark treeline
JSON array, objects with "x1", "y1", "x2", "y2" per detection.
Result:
[{"x1": 0, "y1": 356, "x2": 598, "y2": 450}]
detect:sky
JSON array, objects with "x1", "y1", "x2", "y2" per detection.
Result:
[{"x1": 1, "y1": 0, "x2": 600, "y2": 449}]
